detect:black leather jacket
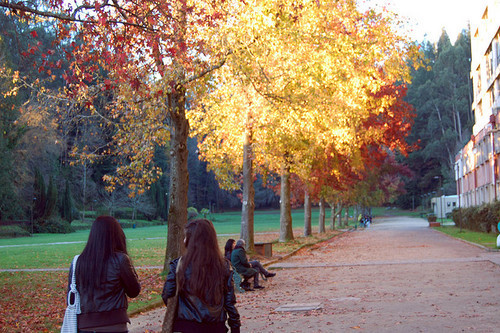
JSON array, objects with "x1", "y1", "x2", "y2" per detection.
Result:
[
  {"x1": 162, "y1": 258, "x2": 241, "y2": 331},
  {"x1": 68, "y1": 252, "x2": 141, "y2": 329}
]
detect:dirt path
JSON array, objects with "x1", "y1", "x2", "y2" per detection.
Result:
[{"x1": 129, "y1": 216, "x2": 500, "y2": 332}]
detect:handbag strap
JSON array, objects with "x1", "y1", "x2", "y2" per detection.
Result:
[{"x1": 70, "y1": 255, "x2": 80, "y2": 291}]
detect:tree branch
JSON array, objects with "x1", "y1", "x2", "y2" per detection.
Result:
[
  {"x1": 182, "y1": 51, "x2": 233, "y2": 85},
  {"x1": 0, "y1": 1, "x2": 157, "y2": 32}
]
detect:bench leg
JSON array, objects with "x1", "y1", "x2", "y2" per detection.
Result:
[{"x1": 232, "y1": 270, "x2": 245, "y2": 293}]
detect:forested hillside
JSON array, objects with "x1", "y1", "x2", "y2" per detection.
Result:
[{"x1": 398, "y1": 30, "x2": 473, "y2": 209}]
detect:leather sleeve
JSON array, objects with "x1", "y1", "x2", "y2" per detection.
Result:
[
  {"x1": 162, "y1": 258, "x2": 179, "y2": 305},
  {"x1": 224, "y1": 268, "x2": 241, "y2": 329},
  {"x1": 119, "y1": 253, "x2": 141, "y2": 298}
]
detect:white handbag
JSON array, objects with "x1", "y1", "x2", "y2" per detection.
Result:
[{"x1": 61, "y1": 255, "x2": 81, "y2": 333}]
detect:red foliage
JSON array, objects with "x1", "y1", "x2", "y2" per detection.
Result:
[{"x1": 305, "y1": 82, "x2": 415, "y2": 203}]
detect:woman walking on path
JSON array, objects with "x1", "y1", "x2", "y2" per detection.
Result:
[
  {"x1": 66, "y1": 216, "x2": 141, "y2": 332},
  {"x1": 162, "y1": 219, "x2": 241, "y2": 333}
]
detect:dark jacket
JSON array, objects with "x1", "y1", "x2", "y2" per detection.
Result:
[
  {"x1": 162, "y1": 258, "x2": 241, "y2": 333},
  {"x1": 68, "y1": 252, "x2": 141, "y2": 330},
  {"x1": 231, "y1": 246, "x2": 257, "y2": 278},
  {"x1": 224, "y1": 249, "x2": 232, "y2": 262}
]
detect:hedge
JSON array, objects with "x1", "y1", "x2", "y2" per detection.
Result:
[{"x1": 451, "y1": 201, "x2": 500, "y2": 233}]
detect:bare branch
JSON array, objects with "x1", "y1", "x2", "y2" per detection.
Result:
[
  {"x1": 0, "y1": 1, "x2": 157, "y2": 32},
  {"x1": 183, "y1": 50, "x2": 233, "y2": 85}
]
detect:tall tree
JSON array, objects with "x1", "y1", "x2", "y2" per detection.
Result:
[
  {"x1": 0, "y1": 0, "x2": 236, "y2": 269},
  {"x1": 192, "y1": 0, "x2": 418, "y2": 243},
  {"x1": 401, "y1": 29, "x2": 473, "y2": 206}
]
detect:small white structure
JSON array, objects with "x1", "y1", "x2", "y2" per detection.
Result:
[{"x1": 431, "y1": 195, "x2": 458, "y2": 219}]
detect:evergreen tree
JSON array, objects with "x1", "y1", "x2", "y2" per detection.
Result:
[
  {"x1": 44, "y1": 176, "x2": 57, "y2": 218},
  {"x1": 399, "y1": 29, "x2": 473, "y2": 208},
  {"x1": 60, "y1": 180, "x2": 75, "y2": 222},
  {"x1": 33, "y1": 169, "x2": 47, "y2": 220}
]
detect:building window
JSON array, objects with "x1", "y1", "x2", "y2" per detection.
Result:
[
  {"x1": 487, "y1": 48, "x2": 493, "y2": 81},
  {"x1": 496, "y1": 35, "x2": 500, "y2": 67},
  {"x1": 453, "y1": 202, "x2": 456, "y2": 207},
  {"x1": 477, "y1": 66, "x2": 482, "y2": 93}
]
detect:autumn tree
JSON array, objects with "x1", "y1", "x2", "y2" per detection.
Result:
[
  {"x1": 191, "y1": 0, "x2": 419, "y2": 244},
  {"x1": 0, "y1": 0, "x2": 241, "y2": 270},
  {"x1": 244, "y1": 1, "x2": 418, "y2": 241}
]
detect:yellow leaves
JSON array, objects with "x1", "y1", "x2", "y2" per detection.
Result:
[{"x1": 12, "y1": 70, "x2": 20, "y2": 83}]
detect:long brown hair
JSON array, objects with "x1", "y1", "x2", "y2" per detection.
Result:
[
  {"x1": 76, "y1": 216, "x2": 127, "y2": 297},
  {"x1": 177, "y1": 219, "x2": 227, "y2": 305}
]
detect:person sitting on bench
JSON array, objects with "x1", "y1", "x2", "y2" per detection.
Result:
[
  {"x1": 229, "y1": 239, "x2": 274, "y2": 291},
  {"x1": 225, "y1": 239, "x2": 276, "y2": 282}
]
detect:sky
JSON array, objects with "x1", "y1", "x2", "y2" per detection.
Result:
[{"x1": 361, "y1": 0, "x2": 485, "y2": 44}]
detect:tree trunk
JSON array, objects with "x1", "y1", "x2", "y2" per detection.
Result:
[
  {"x1": 163, "y1": 86, "x2": 189, "y2": 272},
  {"x1": 344, "y1": 207, "x2": 349, "y2": 227},
  {"x1": 279, "y1": 161, "x2": 294, "y2": 242},
  {"x1": 241, "y1": 120, "x2": 255, "y2": 251},
  {"x1": 82, "y1": 161, "x2": 87, "y2": 223},
  {"x1": 330, "y1": 204, "x2": 336, "y2": 230},
  {"x1": 162, "y1": 0, "x2": 188, "y2": 276},
  {"x1": 303, "y1": 190, "x2": 312, "y2": 236},
  {"x1": 337, "y1": 205, "x2": 342, "y2": 226},
  {"x1": 318, "y1": 197, "x2": 325, "y2": 233}
]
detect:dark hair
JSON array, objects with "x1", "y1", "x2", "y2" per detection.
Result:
[
  {"x1": 76, "y1": 216, "x2": 127, "y2": 297},
  {"x1": 224, "y1": 238, "x2": 235, "y2": 258},
  {"x1": 178, "y1": 219, "x2": 227, "y2": 305}
]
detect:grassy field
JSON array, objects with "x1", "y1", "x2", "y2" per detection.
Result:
[{"x1": 0, "y1": 207, "x2": 338, "y2": 269}]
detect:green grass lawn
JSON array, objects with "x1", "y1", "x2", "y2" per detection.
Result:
[
  {"x1": 0, "y1": 208, "x2": 339, "y2": 270},
  {"x1": 434, "y1": 225, "x2": 499, "y2": 249}
]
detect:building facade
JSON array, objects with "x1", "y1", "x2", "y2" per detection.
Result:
[
  {"x1": 455, "y1": 0, "x2": 500, "y2": 208},
  {"x1": 431, "y1": 195, "x2": 458, "y2": 218}
]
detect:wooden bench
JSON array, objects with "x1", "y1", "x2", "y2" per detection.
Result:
[{"x1": 254, "y1": 242, "x2": 273, "y2": 257}]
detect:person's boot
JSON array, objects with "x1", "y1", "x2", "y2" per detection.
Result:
[
  {"x1": 265, "y1": 272, "x2": 276, "y2": 278},
  {"x1": 241, "y1": 281, "x2": 253, "y2": 291},
  {"x1": 243, "y1": 285, "x2": 254, "y2": 291},
  {"x1": 253, "y1": 285, "x2": 265, "y2": 289}
]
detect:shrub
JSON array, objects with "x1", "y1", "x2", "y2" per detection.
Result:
[
  {"x1": 118, "y1": 220, "x2": 165, "y2": 229},
  {"x1": 427, "y1": 214, "x2": 437, "y2": 222},
  {"x1": 35, "y1": 217, "x2": 73, "y2": 234},
  {"x1": 452, "y1": 204, "x2": 499, "y2": 233},
  {"x1": 114, "y1": 209, "x2": 132, "y2": 219},
  {"x1": 476, "y1": 204, "x2": 497, "y2": 233},
  {"x1": 0, "y1": 225, "x2": 31, "y2": 238},
  {"x1": 187, "y1": 207, "x2": 199, "y2": 220},
  {"x1": 451, "y1": 208, "x2": 463, "y2": 227},
  {"x1": 462, "y1": 206, "x2": 479, "y2": 231},
  {"x1": 200, "y1": 208, "x2": 210, "y2": 218}
]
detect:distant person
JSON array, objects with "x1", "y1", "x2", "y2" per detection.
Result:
[
  {"x1": 225, "y1": 239, "x2": 276, "y2": 283},
  {"x1": 230, "y1": 239, "x2": 273, "y2": 291},
  {"x1": 66, "y1": 215, "x2": 141, "y2": 332},
  {"x1": 162, "y1": 219, "x2": 241, "y2": 333}
]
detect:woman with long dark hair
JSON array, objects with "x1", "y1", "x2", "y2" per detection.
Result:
[
  {"x1": 67, "y1": 216, "x2": 141, "y2": 332},
  {"x1": 162, "y1": 219, "x2": 241, "y2": 333}
]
